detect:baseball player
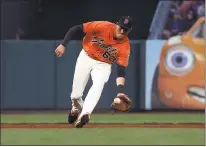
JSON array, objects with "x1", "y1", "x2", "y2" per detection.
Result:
[{"x1": 55, "y1": 16, "x2": 132, "y2": 128}]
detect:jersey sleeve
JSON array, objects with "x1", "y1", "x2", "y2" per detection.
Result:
[
  {"x1": 83, "y1": 21, "x2": 106, "y2": 33},
  {"x1": 116, "y1": 43, "x2": 130, "y2": 67}
]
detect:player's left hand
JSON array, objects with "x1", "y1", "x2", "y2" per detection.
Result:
[
  {"x1": 111, "y1": 93, "x2": 132, "y2": 111},
  {"x1": 116, "y1": 93, "x2": 132, "y2": 105}
]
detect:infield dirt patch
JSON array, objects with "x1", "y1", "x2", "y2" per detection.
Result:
[{"x1": 1, "y1": 123, "x2": 204, "y2": 128}]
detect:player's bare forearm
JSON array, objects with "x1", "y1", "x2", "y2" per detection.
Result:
[{"x1": 116, "y1": 77, "x2": 125, "y2": 86}]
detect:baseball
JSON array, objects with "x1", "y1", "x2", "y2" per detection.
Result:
[{"x1": 113, "y1": 97, "x2": 121, "y2": 104}]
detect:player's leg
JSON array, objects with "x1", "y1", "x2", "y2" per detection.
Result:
[
  {"x1": 74, "y1": 61, "x2": 111, "y2": 128},
  {"x1": 68, "y1": 49, "x2": 92, "y2": 123}
]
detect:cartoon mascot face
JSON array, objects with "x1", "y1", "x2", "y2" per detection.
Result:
[{"x1": 158, "y1": 17, "x2": 205, "y2": 110}]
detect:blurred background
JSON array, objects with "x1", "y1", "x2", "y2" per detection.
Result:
[
  {"x1": 161, "y1": 0, "x2": 205, "y2": 39},
  {"x1": 1, "y1": 0, "x2": 158, "y2": 40},
  {"x1": 1, "y1": 0, "x2": 205, "y2": 112}
]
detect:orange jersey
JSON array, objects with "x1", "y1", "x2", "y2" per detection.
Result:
[{"x1": 82, "y1": 21, "x2": 130, "y2": 67}]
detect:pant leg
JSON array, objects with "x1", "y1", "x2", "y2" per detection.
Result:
[
  {"x1": 78, "y1": 61, "x2": 111, "y2": 117},
  {"x1": 70, "y1": 49, "x2": 92, "y2": 107}
]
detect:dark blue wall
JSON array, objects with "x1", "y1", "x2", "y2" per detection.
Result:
[
  {"x1": 1, "y1": 0, "x2": 158, "y2": 40},
  {"x1": 1, "y1": 40, "x2": 145, "y2": 110}
]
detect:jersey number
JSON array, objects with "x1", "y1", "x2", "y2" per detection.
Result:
[{"x1": 102, "y1": 51, "x2": 116, "y2": 62}]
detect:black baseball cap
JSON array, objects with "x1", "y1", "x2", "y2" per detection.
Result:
[{"x1": 117, "y1": 16, "x2": 132, "y2": 31}]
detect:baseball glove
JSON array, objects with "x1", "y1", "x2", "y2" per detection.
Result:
[{"x1": 111, "y1": 93, "x2": 132, "y2": 111}]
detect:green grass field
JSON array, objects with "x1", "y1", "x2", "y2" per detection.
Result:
[{"x1": 1, "y1": 113, "x2": 205, "y2": 145}]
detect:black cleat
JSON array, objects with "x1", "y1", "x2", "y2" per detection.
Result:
[
  {"x1": 74, "y1": 114, "x2": 90, "y2": 128},
  {"x1": 68, "y1": 111, "x2": 78, "y2": 124}
]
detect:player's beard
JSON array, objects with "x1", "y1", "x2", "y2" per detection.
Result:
[
  {"x1": 117, "y1": 33, "x2": 125, "y2": 40},
  {"x1": 114, "y1": 32, "x2": 125, "y2": 40}
]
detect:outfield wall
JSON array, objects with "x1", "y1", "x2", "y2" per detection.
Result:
[
  {"x1": 1, "y1": 40, "x2": 204, "y2": 111},
  {"x1": 1, "y1": 40, "x2": 145, "y2": 110}
]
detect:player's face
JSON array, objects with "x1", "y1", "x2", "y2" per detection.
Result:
[{"x1": 115, "y1": 25, "x2": 130, "y2": 40}]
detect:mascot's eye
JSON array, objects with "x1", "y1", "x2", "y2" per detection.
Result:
[
  {"x1": 164, "y1": 45, "x2": 195, "y2": 76},
  {"x1": 171, "y1": 52, "x2": 188, "y2": 68}
]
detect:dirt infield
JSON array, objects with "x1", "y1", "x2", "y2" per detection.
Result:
[{"x1": 1, "y1": 123, "x2": 204, "y2": 128}]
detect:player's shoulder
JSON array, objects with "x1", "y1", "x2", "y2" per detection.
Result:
[
  {"x1": 84, "y1": 21, "x2": 114, "y2": 29},
  {"x1": 102, "y1": 21, "x2": 114, "y2": 25},
  {"x1": 95, "y1": 21, "x2": 114, "y2": 27},
  {"x1": 92, "y1": 21, "x2": 113, "y2": 24},
  {"x1": 86, "y1": 21, "x2": 113, "y2": 25}
]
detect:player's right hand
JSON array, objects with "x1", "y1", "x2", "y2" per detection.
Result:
[{"x1": 55, "y1": 44, "x2": 65, "y2": 57}]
